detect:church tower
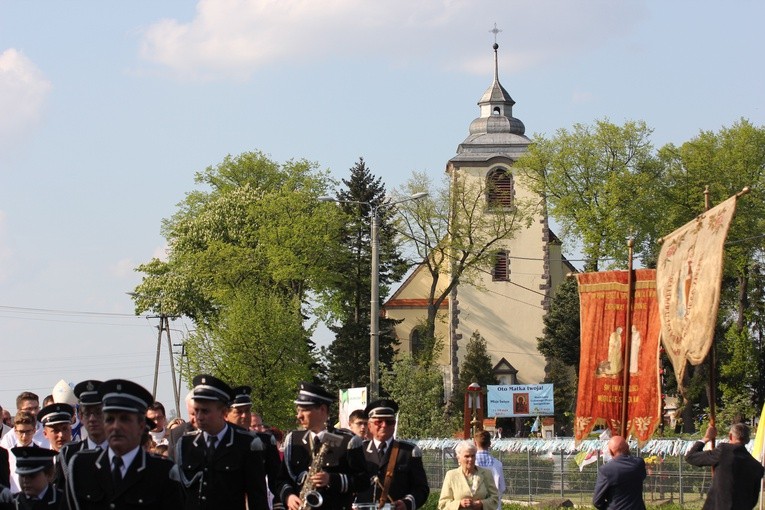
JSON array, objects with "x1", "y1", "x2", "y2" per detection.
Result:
[
  {"x1": 384, "y1": 42, "x2": 572, "y2": 395},
  {"x1": 443, "y1": 41, "x2": 558, "y2": 393}
]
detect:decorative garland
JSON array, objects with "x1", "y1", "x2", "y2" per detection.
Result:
[{"x1": 412, "y1": 437, "x2": 743, "y2": 457}]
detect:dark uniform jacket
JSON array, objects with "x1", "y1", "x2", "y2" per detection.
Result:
[
  {"x1": 0, "y1": 447, "x2": 9, "y2": 489},
  {"x1": 686, "y1": 441, "x2": 765, "y2": 510},
  {"x1": 7, "y1": 485, "x2": 67, "y2": 510},
  {"x1": 173, "y1": 425, "x2": 278, "y2": 510},
  {"x1": 356, "y1": 439, "x2": 429, "y2": 510},
  {"x1": 65, "y1": 447, "x2": 183, "y2": 510},
  {"x1": 277, "y1": 429, "x2": 367, "y2": 510},
  {"x1": 592, "y1": 455, "x2": 646, "y2": 510},
  {"x1": 57, "y1": 439, "x2": 105, "y2": 489}
]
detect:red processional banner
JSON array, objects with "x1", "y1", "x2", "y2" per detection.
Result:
[{"x1": 574, "y1": 269, "x2": 662, "y2": 445}]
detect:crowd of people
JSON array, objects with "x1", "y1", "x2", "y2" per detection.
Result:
[
  {"x1": 1, "y1": 376, "x2": 763, "y2": 510},
  {"x1": 0, "y1": 377, "x2": 433, "y2": 510}
]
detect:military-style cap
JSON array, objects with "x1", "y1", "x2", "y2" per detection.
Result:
[
  {"x1": 192, "y1": 374, "x2": 233, "y2": 404},
  {"x1": 230, "y1": 386, "x2": 252, "y2": 408},
  {"x1": 294, "y1": 382, "x2": 334, "y2": 407},
  {"x1": 11, "y1": 447, "x2": 57, "y2": 475},
  {"x1": 99, "y1": 379, "x2": 153, "y2": 414},
  {"x1": 74, "y1": 380, "x2": 103, "y2": 405},
  {"x1": 37, "y1": 403, "x2": 74, "y2": 426},
  {"x1": 365, "y1": 399, "x2": 399, "y2": 419}
]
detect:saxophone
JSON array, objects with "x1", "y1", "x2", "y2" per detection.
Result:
[{"x1": 299, "y1": 440, "x2": 331, "y2": 510}]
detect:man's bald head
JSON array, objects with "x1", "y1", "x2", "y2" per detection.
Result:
[{"x1": 608, "y1": 435, "x2": 630, "y2": 457}]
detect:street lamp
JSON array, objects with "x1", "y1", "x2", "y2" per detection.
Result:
[{"x1": 319, "y1": 192, "x2": 428, "y2": 399}]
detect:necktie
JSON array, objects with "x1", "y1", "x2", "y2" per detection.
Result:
[
  {"x1": 112, "y1": 456, "x2": 124, "y2": 484},
  {"x1": 207, "y1": 435, "x2": 218, "y2": 461},
  {"x1": 312, "y1": 435, "x2": 321, "y2": 455},
  {"x1": 378, "y1": 442, "x2": 386, "y2": 461}
]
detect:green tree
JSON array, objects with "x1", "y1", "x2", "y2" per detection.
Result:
[
  {"x1": 537, "y1": 276, "x2": 581, "y2": 370},
  {"x1": 132, "y1": 151, "x2": 343, "y2": 421},
  {"x1": 652, "y1": 120, "x2": 765, "y2": 410},
  {"x1": 381, "y1": 355, "x2": 453, "y2": 438},
  {"x1": 450, "y1": 331, "x2": 498, "y2": 421},
  {"x1": 516, "y1": 119, "x2": 660, "y2": 270},
  {"x1": 322, "y1": 158, "x2": 406, "y2": 394}
]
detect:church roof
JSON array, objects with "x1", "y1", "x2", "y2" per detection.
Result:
[{"x1": 451, "y1": 43, "x2": 530, "y2": 163}]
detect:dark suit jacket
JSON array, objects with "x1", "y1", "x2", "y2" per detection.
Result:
[
  {"x1": 277, "y1": 429, "x2": 368, "y2": 510},
  {"x1": 0, "y1": 447, "x2": 8, "y2": 489},
  {"x1": 66, "y1": 447, "x2": 183, "y2": 510},
  {"x1": 57, "y1": 438, "x2": 97, "y2": 489},
  {"x1": 592, "y1": 454, "x2": 646, "y2": 510},
  {"x1": 356, "y1": 439, "x2": 430, "y2": 510},
  {"x1": 686, "y1": 441, "x2": 765, "y2": 510},
  {"x1": 175, "y1": 425, "x2": 276, "y2": 510},
  {"x1": 10, "y1": 484, "x2": 67, "y2": 509}
]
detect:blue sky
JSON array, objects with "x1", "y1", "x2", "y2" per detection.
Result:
[{"x1": 1, "y1": 1, "x2": 763, "y2": 417}]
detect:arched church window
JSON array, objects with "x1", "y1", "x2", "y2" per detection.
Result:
[
  {"x1": 487, "y1": 167, "x2": 514, "y2": 209},
  {"x1": 410, "y1": 325, "x2": 427, "y2": 358},
  {"x1": 492, "y1": 250, "x2": 510, "y2": 281},
  {"x1": 493, "y1": 106, "x2": 501, "y2": 115}
]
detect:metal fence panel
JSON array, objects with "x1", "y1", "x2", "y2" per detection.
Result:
[{"x1": 420, "y1": 447, "x2": 713, "y2": 508}]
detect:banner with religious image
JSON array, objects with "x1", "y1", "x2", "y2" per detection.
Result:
[
  {"x1": 574, "y1": 269, "x2": 661, "y2": 445},
  {"x1": 656, "y1": 195, "x2": 738, "y2": 387},
  {"x1": 486, "y1": 384, "x2": 554, "y2": 417}
]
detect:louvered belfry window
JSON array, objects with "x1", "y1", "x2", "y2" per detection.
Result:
[
  {"x1": 493, "y1": 251, "x2": 509, "y2": 281},
  {"x1": 487, "y1": 168, "x2": 514, "y2": 209}
]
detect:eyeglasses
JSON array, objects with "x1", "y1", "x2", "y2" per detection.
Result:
[
  {"x1": 81, "y1": 408, "x2": 103, "y2": 419},
  {"x1": 15, "y1": 428, "x2": 35, "y2": 436},
  {"x1": 372, "y1": 419, "x2": 396, "y2": 426}
]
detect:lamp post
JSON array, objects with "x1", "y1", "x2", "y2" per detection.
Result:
[{"x1": 320, "y1": 192, "x2": 428, "y2": 399}]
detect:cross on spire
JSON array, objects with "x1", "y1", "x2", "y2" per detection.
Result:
[{"x1": 489, "y1": 23, "x2": 502, "y2": 44}]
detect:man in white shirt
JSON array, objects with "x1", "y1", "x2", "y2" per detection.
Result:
[{"x1": 474, "y1": 430, "x2": 505, "y2": 510}]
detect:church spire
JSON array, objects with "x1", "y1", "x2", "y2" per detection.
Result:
[
  {"x1": 451, "y1": 35, "x2": 528, "y2": 162},
  {"x1": 474, "y1": 41, "x2": 524, "y2": 135}
]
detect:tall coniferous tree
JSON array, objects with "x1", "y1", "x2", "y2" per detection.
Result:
[{"x1": 325, "y1": 158, "x2": 408, "y2": 394}]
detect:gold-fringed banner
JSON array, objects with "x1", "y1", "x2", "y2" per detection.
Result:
[
  {"x1": 574, "y1": 269, "x2": 661, "y2": 445},
  {"x1": 656, "y1": 195, "x2": 737, "y2": 386}
]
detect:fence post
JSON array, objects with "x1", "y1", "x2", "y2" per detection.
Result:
[
  {"x1": 527, "y1": 448, "x2": 532, "y2": 503},
  {"x1": 559, "y1": 449, "x2": 564, "y2": 498},
  {"x1": 679, "y1": 451, "x2": 683, "y2": 507}
]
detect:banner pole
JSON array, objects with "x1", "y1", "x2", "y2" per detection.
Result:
[
  {"x1": 620, "y1": 239, "x2": 635, "y2": 437},
  {"x1": 704, "y1": 186, "x2": 717, "y2": 447}
]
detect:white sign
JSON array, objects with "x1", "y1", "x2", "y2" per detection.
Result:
[
  {"x1": 487, "y1": 384, "x2": 554, "y2": 417},
  {"x1": 338, "y1": 387, "x2": 367, "y2": 428}
]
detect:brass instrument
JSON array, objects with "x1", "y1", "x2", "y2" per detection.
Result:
[{"x1": 299, "y1": 433, "x2": 341, "y2": 510}]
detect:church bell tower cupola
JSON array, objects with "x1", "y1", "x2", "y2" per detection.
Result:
[{"x1": 452, "y1": 42, "x2": 530, "y2": 163}]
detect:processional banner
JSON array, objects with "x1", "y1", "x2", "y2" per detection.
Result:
[
  {"x1": 574, "y1": 269, "x2": 661, "y2": 445},
  {"x1": 656, "y1": 195, "x2": 738, "y2": 387}
]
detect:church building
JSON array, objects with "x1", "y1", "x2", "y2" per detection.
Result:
[{"x1": 383, "y1": 43, "x2": 575, "y2": 396}]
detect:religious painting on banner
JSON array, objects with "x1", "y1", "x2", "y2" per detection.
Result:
[
  {"x1": 656, "y1": 195, "x2": 738, "y2": 388},
  {"x1": 574, "y1": 269, "x2": 661, "y2": 445}
]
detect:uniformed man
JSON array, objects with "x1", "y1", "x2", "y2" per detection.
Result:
[
  {"x1": 8, "y1": 447, "x2": 66, "y2": 509},
  {"x1": 277, "y1": 382, "x2": 368, "y2": 510},
  {"x1": 65, "y1": 379, "x2": 184, "y2": 509},
  {"x1": 175, "y1": 374, "x2": 276, "y2": 510},
  {"x1": 58, "y1": 380, "x2": 108, "y2": 486},
  {"x1": 37, "y1": 404, "x2": 74, "y2": 454},
  {"x1": 227, "y1": 386, "x2": 253, "y2": 429},
  {"x1": 355, "y1": 399, "x2": 429, "y2": 510}
]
